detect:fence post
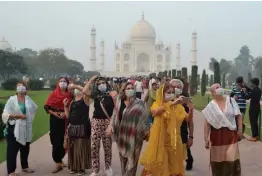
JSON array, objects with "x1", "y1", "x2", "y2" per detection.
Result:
[{"x1": 259, "y1": 110, "x2": 261, "y2": 140}]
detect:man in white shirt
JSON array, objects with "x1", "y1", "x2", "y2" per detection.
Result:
[{"x1": 134, "y1": 77, "x2": 144, "y2": 99}]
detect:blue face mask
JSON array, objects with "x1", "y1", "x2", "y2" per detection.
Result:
[{"x1": 98, "y1": 83, "x2": 107, "y2": 92}]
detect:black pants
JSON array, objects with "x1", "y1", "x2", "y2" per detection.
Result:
[
  {"x1": 136, "y1": 92, "x2": 142, "y2": 99},
  {"x1": 249, "y1": 107, "x2": 261, "y2": 137},
  {"x1": 186, "y1": 147, "x2": 193, "y2": 164},
  {"x1": 6, "y1": 125, "x2": 30, "y2": 174},
  {"x1": 49, "y1": 114, "x2": 66, "y2": 163},
  {"x1": 239, "y1": 108, "x2": 246, "y2": 132}
]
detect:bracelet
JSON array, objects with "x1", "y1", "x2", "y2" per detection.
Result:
[{"x1": 189, "y1": 136, "x2": 194, "y2": 139}]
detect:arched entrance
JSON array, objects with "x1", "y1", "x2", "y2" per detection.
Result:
[{"x1": 136, "y1": 53, "x2": 150, "y2": 72}]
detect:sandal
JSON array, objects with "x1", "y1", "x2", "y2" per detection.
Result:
[
  {"x1": 22, "y1": 168, "x2": 35, "y2": 173},
  {"x1": 52, "y1": 165, "x2": 63, "y2": 173}
]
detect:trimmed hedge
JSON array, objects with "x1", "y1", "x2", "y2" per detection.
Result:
[
  {"x1": 28, "y1": 80, "x2": 44, "y2": 90},
  {"x1": 1, "y1": 78, "x2": 19, "y2": 90},
  {"x1": 190, "y1": 65, "x2": 198, "y2": 96}
]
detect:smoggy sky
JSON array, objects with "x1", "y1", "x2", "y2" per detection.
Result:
[{"x1": 1, "y1": 1, "x2": 262, "y2": 74}]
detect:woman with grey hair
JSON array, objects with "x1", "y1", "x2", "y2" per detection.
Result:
[{"x1": 170, "y1": 78, "x2": 195, "y2": 170}]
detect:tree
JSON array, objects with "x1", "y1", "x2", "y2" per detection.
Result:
[
  {"x1": 168, "y1": 70, "x2": 172, "y2": 77},
  {"x1": 172, "y1": 69, "x2": 176, "y2": 79},
  {"x1": 177, "y1": 70, "x2": 182, "y2": 77},
  {"x1": 0, "y1": 50, "x2": 28, "y2": 80},
  {"x1": 222, "y1": 73, "x2": 226, "y2": 88},
  {"x1": 253, "y1": 56, "x2": 262, "y2": 77},
  {"x1": 214, "y1": 61, "x2": 221, "y2": 84},
  {"x1": 181, "y1": 67, "x2": 188, "y2": 78},
  {"x1": 206, "y1": 74, "x2": 209, "y2": 86},
  {"x1": 163, "y1": 70, "x2": 168, "y2": 77},
  {"x1": 16, "y1": 48, "x2": 38, "y2": 59},
  {"x1": 248, "y1": 72, "x2": 252, "y2": 86},
  {"x1": 220, "y1": 59, "x2": 232, "y2": 74},
  {"x1": 190, "y1": 65, "x2": 198, "y2": 96},
  {"x1": 234, "y1": 45, "x2": 253, "y2": 80},
  {"x1": 197, "y1": 74, "x2": 200, "y2": 87},
  {"x1": 209, "y1": 58, "x2": 218, "y2": 71},
  {"x1": 209, "y1": 75, "x2": 214, "y2": 86},
  {"x1": 201, "y1": 70, "x2": 207, "y2": 96}
]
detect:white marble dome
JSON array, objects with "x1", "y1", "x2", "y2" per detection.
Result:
[
  {"x1": 129, "y1": 18, "x2": 156, "y2": 41},
  {"x1": 0, "y1": 37, "x2": 12, "y2": 51}
]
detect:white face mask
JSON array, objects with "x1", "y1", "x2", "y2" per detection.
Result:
[
  {"x1": 215, "y1": 88, "x2": 224, "y2": 96},
  {"x1": 98, "y1": 83, "x2": 107, "y2": 92},
  {"x1": 165, "y1": 93, "x2": 175, "y2": 101},
  {"x1": 17, "y1": 85, "x2": 26, "y2": 94},
  {"x1": 175, "y1": 88, "x2": 183, "y2": 95},
  {"x1": 125, "y1": 89, "x2": 135, "y2": 97},
  {"x1": 74, "y1": 89, "x2": 82, "y2": 95},
  {"x1": 59, "y1": 82, "x2": 68, "y2": 89}
]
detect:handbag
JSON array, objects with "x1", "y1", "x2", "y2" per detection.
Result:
[{"x1": 100, "y1": 101, "x2": 111, "y2": 119}]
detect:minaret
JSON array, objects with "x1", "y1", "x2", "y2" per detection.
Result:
[
  {"x1": 100, "y1": 40, "x2": 104, "y2": 71},
  {"x1": 176, "y1": 41, "x2": 181, "y2": 71},
  {"x1": 191, "y1": 29, "x2": 197, "y2": 66},
  {"x1": 89, "y1": 26, "x2": 96, "y2": 71}
]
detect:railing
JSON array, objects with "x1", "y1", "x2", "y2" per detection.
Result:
[{"x1": 207, "y1": 96, "x2": 262, "y2": 140}]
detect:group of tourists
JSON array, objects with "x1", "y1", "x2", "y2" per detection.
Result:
[{"x1": 1, "y1": 73, "x2": 261, "y2": 176}]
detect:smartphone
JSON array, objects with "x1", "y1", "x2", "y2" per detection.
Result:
[{"x1": 183, "y1": 97, "x2": 192, "y2": 102}]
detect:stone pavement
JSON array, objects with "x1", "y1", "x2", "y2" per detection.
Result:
[{"x1": 1, "y1": 108, "x2": 262, "y2": 175}]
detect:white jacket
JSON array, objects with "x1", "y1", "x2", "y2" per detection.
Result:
[{"x1": 2, "y1": 95, "x2": 38, "y2": 145}]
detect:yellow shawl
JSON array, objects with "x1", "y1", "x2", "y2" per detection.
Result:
[{"x1": 139, "y1": 84, "x2": 187, "y2": 173}]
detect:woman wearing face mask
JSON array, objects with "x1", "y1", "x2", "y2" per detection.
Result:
[
  {"x1": 63, "y1": 81, "x2": 92, "y2": 175},
  {"x1": 170, "y1": 79, "x2": 194, "y2": 170},
  {"x1": 44, "y1": 77, "x2": 72, "y2": 173},
  {"x1": 202, "y1": 83, "x2": 243, "y2": 176},
  {"x1": 107, "y1": 82, "x2": 150, "y2": 176},
  {"x1": 144, "y1": 82, "x2": 157, "y2": 126},
  {"x1": 84, "y1": 76, "x2": 115, "y2": 176},
  {"x1": 140, "y1": 83, "x2": 193, "y2": 176},
  {"x1": 2, "y1": 82, "x2": 38, "y2": 176}
]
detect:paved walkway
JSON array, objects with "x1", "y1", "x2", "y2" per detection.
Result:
[{"x1": 1, "y1": 108, "x2": 262, "y2": 175}]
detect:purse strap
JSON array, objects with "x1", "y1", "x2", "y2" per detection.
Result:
[{"x1": 100, "y1": 100, "x2": 111, "y2": 119}]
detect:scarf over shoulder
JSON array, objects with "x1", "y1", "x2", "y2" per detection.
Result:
[
  {"x1": 112, "y1": 95, "x2": 149, "y2": 158},
  {"x1": 139, "y1": 84, "x2": 187, "y2": 172}
]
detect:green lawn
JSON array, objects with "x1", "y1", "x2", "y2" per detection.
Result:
[
  {"x1": 0, "y1": 90, "x2": 51, "y2": 163},
  {"x1": 191, "y1": 93, "x2": 262, "y2": 138}
]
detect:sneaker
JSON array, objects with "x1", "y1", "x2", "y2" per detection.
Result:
[
  {"x1": 69, "y1": 170, "x2": 77, "y2": 174},
  {"x1": 105, "y1": 168, "x2": 113, "y2": 176},
  {"x1": 90, "y1": 172, "x2": 99, "y2": 176},
  {"x1": 78, "y1": 170, "x2": 86, "y2": 176}
]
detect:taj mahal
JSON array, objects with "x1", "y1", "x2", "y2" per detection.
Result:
[{"x1": 90, "y1": 12, "x2": 198, "y2": 77}]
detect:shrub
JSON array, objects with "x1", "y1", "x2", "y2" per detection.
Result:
[
  {"x1": 1, "y1": 78, "x2": 19, "y2": 90},
  {"x1": 28, "y1": 80, "x2": 44, "y2": 90},
  {"x1": 222, "y1": 73, "x2": 226, "y2": 88},
  {"x1": 201, "y1": 70, "x2": 207, "y2": 96},
  {"x1": 0, "y1": 102, "x2": 5, "y2": 140},
  {"x1": 172, "y1": 69, "x2": 176, "y2": 79},
  {"x1": 206, "y1": 74, "x2": 209, "y2": 86},
  {"x1": 210, "y1": 75, "x2": 214, "y2": 86},
  {"x1": 163, "y1": 70, "x2": 168, "y2": 77},
  {"x1": 50, "y1": 79, "x2": 58, "y2": 90},
  {"x1": 190, "y1": 65, "x2": 198, "y2": 96},
  {"x1": 197, "y1": 74, "x2": 200, "y2": 87},
  {"x1": 181, "y1": 67, "x2": 188, "y2": 78},
  {"x1": 168, "y1": 70, "x2": 172, "y2": 77},
  {"x1": 214, "y1": 61, "x2": 221, "y2": 84},
  {"x1": 177, "y1": 70, "x2": 182, "y2": 77}
]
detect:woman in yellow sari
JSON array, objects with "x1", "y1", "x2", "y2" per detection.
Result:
[{"x1": 139, "y1": 83, "x2": 193, "y2": 176}]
